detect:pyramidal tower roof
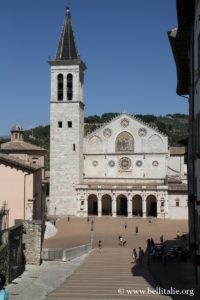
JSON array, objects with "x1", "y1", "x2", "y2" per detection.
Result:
[{"x1": 56, "y1": 7, "x2": 79, "y2": 60}]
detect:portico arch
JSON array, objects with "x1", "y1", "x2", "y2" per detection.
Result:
[
  {"x1": 146, "y1": 195, "x2": 157, "y2": 217},
  {"x1": 102, "y1": 194, "x2": 112, "y2": 216},
  {"x1": 132, "y1": 195, "x2": 142, "y2": 217},
  {"x1": 117, "y1": 194, "x2": 127, "y2": 216},
  {"x1": 88, "y1": 194, "x2": 98, "y2": 215}
]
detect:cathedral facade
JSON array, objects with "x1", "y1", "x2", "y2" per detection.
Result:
[{"x1": 49, "y1": 7, "x2": 188, "y2": 219}]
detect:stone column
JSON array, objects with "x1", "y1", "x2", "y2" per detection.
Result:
[
  {"x1": 98, "y1": 195, "x2": 102, "y2": 217},
  {"x1": 164, "y1": 191, "x2": 169, "y2": 219},
  {"x1": 63, "y1": 76, "x2": 67, "y2": 101},
  {"x1": 142, "y1": 194, "x2": 147, "y2": 218},
  {"x1": 85, "y1": 194, "x2": 88, "y2": 216},
  {"x1": 128, "y1": 194, "x2": 132, "y2": 218},
  {"x1": 112, "y1": 194, "x2": 116, "y2": 217}
]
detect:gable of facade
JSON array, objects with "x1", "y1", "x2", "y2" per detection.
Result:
[{"x1": 83, "y1": 114, "x2": 168, "y2": 182}]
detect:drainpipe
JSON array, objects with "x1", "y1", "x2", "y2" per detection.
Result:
[{"x1": 24, "y1": 173, "x2": 29, "y2": 219}]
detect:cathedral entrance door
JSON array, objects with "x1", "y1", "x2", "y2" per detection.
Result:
[
  {"x1": 88, "y1": 194, "x2": 98, "y2": 215},
  {"x1": 150, "y1": 202, "x2": 157, "y2": 217},
  {"x1": 102, "y1": 194, "x2": 112, "y2": 216},
  {"x1": 146, "y1": 195, "x2": 157, "y2": 217},
  {"x1": 117, "y1": 195, "x2": 128, "y2": 216}
]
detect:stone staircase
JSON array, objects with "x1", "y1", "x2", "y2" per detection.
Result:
[{"x1": 47, "y1": 247, "x2": 168, "y2": 300}]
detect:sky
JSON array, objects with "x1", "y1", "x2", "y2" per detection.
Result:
[{"x1": 0, "y1": 0, "x2": 188, "y2": 135}]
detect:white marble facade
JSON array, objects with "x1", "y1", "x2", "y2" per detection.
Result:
[{"x1": 75, "y1": 114, "x2": 188, "y2": 219}]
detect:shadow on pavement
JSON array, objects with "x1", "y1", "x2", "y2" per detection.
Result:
[{"x1": 132, "y1": 234, "x2": 200, "y2": 299}]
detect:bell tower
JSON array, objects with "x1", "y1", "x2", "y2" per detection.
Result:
[{"x1": 49, "y1": 7, "x2": 86, "y2": 216}]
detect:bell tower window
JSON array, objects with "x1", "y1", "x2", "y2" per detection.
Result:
[
  {"x1": 57, "y1": 74, "x2": 63, "y2": 101},
  {"x1": 67, "y1": 73, "x2": 73, "y2": 100}
]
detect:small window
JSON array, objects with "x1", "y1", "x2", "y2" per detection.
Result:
[
  {"x1": 68, "y1": 121, "x2": 72, "y2": 128},
  {"x1": 73, "y1": 144, "x2": 75, "y2": 151},
  {"x1": 176, "y1": 201, "x2": 179, "y2": 207},
  {"x1": 58, "y1": 121, "x2": 62, "y2": 128},
  {"x1": 67, "y1": 73, "x2": 73, "y2": 100},
  {"x1": 81, "y1": 200, "x2": 84, "y2": 206},
  {"x1": 57, "y1": 74, "x2": 63, "y2": 101},
  {"x1": 161, "y1": 201, "x2": 164, "y2": 207}
]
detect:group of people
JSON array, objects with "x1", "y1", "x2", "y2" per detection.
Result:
[{"x1": 132, "y1": 247, "x2": 144, "y2": 264}]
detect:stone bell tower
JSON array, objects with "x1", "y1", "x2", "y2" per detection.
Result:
[{"x1": 49, "y1": 7, "x2": 86, "y2": 216}]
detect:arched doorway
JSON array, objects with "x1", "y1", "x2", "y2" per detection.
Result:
[
  {"x1": 132, "y1": 195, "x2": 142, "y2": 217},
  {"x1": 102, "y1": 194, "x2": 112, "y2": 216},
  {"x1": 88, "y1": 194, "x2": 98, "y2": 215},
  {"x1": 146, "y1": 195, "x2": 157, "y2": 217},
  {"x1": 117, "y1": 195, "x2": 127, "y2": 216}
]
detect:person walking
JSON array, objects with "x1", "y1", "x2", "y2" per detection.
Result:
[
  {"x1": 0, "y1": 274, "x2": 9, "y2": 300},
  {"x1": 176, "y1": 230, "x2": 180, "y2": 239},
  {"x1": 132, "y1": 248, "x2": 137, "y2": 263},
  {"x1": 124, "y1": 222, "x2": 128, "y2": 230},
  {"x1": 98, "y1": 240, "x2": 102, "y2": 253},
  {"x1": 160, "y1": 234, "x2": 164, "y2": 244},
  {"x1": 138, "y1": 247, "x2": 144, "y2": 265},
  {"x1": 135, "y1": 225, "x2": 138, "y2": 235}
]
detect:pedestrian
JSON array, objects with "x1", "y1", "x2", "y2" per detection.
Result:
[
  {"x1": 150, "y1": 238, "x2": 155, "y2": 248},
  {"x1": 0, "y1": 274, "x2": 9, "y2": 300},
  {"x1": 68, "y1": 216, "x2": 70, "y2": 222},
  {"x1": 176, "y1": 230, "x2": 180, "y2": 239},
  {"x1": 132, "y1": 248, "x2": 137, "y2": 262},
  {"x1": 135, "y1": 225, "x2": 138, "y2": 235},
  {"x1": 138, "y1": 247, "x2": 144, "y2": 265},
  {"x1": 87, "y1": 217, "x2": 90, "y2": 222},
  {"x1": 124, "y1": 222, "x2": 127, "y2": 230},
  {"x1": 147, "y1": 238, "x2": 151, "y2": 250},
  {"x1": 160, "y1": 234, "x2": 164, "y2": 244},
  {"x1": 98, "y1": 240, "x2": 102, "y2": 253},
  {"x1": 119, "y1": 236, "x2": 123, "y2": 246}
]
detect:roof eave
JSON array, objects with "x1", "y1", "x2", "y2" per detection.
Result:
[{"x1": 168, "y1": 28, "x2": 190, "y2": 96}]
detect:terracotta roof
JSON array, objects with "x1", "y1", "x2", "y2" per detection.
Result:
[
  {"x1": 56, "y1": 7, "x2": 79, "y2": 60},
  {"x1": 0, "y1": 153, "x2": 40, "y2": 172},
  {"x1": 1, "y1": 141, "x2": 46, "y2": 152},
  {"x1": 169, "y1": 146, "x2": 186, "y2": 155}
]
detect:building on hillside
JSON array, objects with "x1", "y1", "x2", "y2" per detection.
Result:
[
  {"x1": 0, "y1": 153, "x2": 45, "y2": 229},
  {"x1": 1, "y1": 124, "x2": 46, "y2": 167},
  {"x1": 49, "y1": 7, "x2": 188, "y2": 219},
  {"x1": 168, "y1": 0, "x2": 200, "y2": 285}
]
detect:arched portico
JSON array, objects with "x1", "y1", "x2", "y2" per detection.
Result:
[
  {"x1": 88, "y1": 194, "x2": 98, "y2": 215},
  {"x1": 117, "y1": 194, "x2": 127, "y2": 216},
  {"x1": 132, "y1": 195, "x2": 142, "y2": 217},
  {"x1": 102, "y1": 194, "x2": 112, "y2": 216},
  {"x1": 146, "y1": 195, "x2": 157, "y2": 217}
]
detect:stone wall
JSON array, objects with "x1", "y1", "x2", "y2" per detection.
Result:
[{"x1": 16, "y1": 220, "x2": 44, "y2": 265}]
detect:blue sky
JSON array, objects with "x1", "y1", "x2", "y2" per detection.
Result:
[{"x1": 0, "y1": 0, "x2": 188, "y2": 135}]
